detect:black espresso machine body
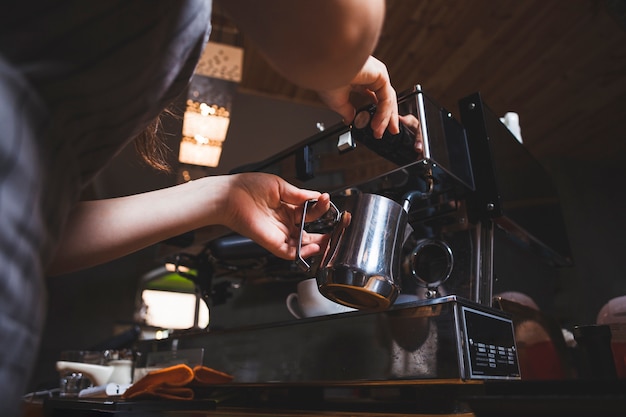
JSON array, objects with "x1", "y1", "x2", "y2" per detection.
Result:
[
  {"x1": 139, "y1": 85, "x2": 569, "y2": 384},
  {"x1": 140, "y1": 85, "x2": 573, "y2": 386},
  {"x1": 197, "y1": 86, "x2": 571, "y2": 310},
  {"x1": 228, "y1": 85, "x2": 487, "y2": 306},
  {"x1": 219, "y1": 85, "x2": 571, "y2": 308}
]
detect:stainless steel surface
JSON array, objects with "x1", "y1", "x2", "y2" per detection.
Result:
[
  {"x1": 316, "y1": 193, "x2": 408, "y2": 311},
  {"x1": 407, "y1": 238, "x2": 454, "y2": 288},
  {"x1": 136, "y1": 296, "x2": 520, "y2": 384}
]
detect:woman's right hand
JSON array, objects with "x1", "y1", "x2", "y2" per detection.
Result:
[{"x1": 218, "y1": 173, "x2": 332, "y2": 261}]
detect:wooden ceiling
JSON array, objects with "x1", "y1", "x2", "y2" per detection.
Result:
[{"x1": 217, "y1": 0, "x2": 626, "y2": 163}]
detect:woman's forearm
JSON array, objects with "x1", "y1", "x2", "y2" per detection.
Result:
[
  {"x1": 46, "y1": 176, "x2": 228, "y2": 276},
  {"x1": 46, "y1": 173, "x2": 329, "y2": 276}
]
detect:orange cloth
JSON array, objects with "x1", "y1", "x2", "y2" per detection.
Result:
[
  {"x1": 122, "y1": 364, "x2": 194, "y2": 400},
  {"x1": 192, "y1": 365, "x2": 234, "y2": 385},
  {"x1": 121, "y1": 364, "x2": 233, "y2": 401}
]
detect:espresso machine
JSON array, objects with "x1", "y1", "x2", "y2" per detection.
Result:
[{"x1": 136, "y1": 85, "x2": 572, "y2": 388}]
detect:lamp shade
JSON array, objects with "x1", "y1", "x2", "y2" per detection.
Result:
[{"x1": 178, "y1": 42, "x2": 243, "y2": 167}]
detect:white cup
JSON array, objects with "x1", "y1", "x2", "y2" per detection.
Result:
[{"x1": 286, "y1": 278, "x2": 356, "y2": 318}]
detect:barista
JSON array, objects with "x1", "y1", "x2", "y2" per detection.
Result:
[{"x1": 0, "y1": 1, "x2": 399, "y2": 416}]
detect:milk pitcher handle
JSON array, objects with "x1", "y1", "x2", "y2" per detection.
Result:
[{"x1": 296, "y1": 199, "x2": 340, "y2": 271}]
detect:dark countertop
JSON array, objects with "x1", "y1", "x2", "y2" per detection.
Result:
[{"x1": 29, "y1": 379, "x2": 626, "y2": 417}]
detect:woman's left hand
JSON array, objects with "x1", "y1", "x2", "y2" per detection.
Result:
[{"x1": 317, "y1": 55, "x2": 399, "y2": 139}]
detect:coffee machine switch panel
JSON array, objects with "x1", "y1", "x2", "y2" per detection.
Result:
[{"x1": 460, "y1": 305, "x2": 520, "y2": 379}]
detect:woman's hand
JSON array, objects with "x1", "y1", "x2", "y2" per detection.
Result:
[
  {"x1": 220, "y1": 173, "x2": 331, "y2": 260},
  {"x1": 317, "y1": 56, "x2": 399, "y2": 139}
]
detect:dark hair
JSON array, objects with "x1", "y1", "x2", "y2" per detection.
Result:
[{"x1": 133, "y1": 111, "x2": 173, "y2": 172}]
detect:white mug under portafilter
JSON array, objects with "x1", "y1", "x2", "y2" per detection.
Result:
[
  {"x1": 286, "y1": 278, "x2": 356, "y2": 318},
  {"x1": 296, "y1": 191, "x2": 423, "y2": 312}
]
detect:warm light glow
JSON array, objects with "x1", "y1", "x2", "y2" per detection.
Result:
[
  {"x1": 178, "y1": 139, "x2": 223, "y2": 167},
  {"x1": 182, "y1": 110, "x2": 230, "y2": 142},
  {"x1": 179, "y1": 99, "x2": 230, "y2": 167},
  {"x1": 155, "y1": 330, "x2": 169, "y2": 340},
  {"x1": 164, "y1": 263, "x2": 191, "y2": 274},
  {"x1": 142, "y1": 289, "x2": 209, "y2": 330},
  {"x1": 178, "y1": 41, "x2": 243, "y2": 168}
]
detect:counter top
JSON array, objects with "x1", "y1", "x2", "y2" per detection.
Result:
[{"x1": 26, "y1": 379, "x2": 626, "y2": 417}]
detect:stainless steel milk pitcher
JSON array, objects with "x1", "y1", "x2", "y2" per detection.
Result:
[{"x1": 297, "y1": 191, "x2": 420, "y2": 311}]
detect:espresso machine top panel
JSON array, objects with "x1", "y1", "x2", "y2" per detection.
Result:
[{"x1": 231, "y1": 85, "x2": 474, "y2": 206}]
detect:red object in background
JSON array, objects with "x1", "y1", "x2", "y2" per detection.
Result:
[
  {"x1": 494, "y1": 294, "x2": 573, "y2": 381},
  {"x1": 609, "y1": 334, "x2": 626, "y2": 379},
  {"x1": 518, "y1": 340, "x2": 568, "y2": 380},
  {"x1": 596, "y1": 297, "x2": 626, "y2": 379},
  {"x1": 610, "y1": 338, "x2": 626, "y2": 379}
]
